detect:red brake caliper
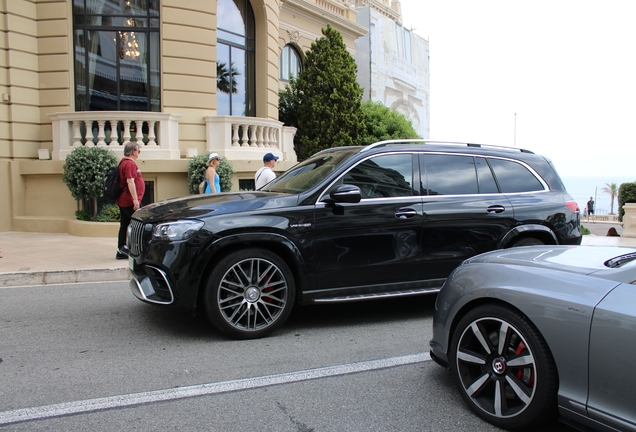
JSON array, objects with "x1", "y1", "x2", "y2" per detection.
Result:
[{"x1": 515, "y1": 341, "x2": 534, "y2": 385}]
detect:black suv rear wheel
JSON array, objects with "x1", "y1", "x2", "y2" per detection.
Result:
[{"x1": 203, "y1": 248, "x2": 296, "y2": 339}]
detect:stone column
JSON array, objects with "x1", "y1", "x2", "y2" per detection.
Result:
[{"x1": 621, "y1": 203, "x2": 636, "y2": 237}]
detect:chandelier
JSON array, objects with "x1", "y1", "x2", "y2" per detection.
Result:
[{"x1": 119, "y1": 18, "x2": 140, "y2": 60}]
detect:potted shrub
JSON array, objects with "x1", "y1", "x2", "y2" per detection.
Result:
[
  {"x1": 186, "y1": 152, "x2": 234, "y2": 194},
  {"x1": 62, "y1": 146, "x2": 118, "y2": 218}
]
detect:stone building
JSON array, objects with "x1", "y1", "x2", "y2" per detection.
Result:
[
  {"x1": 355, "y1": 0, "x2": 429, "y2": 138},
  {"x1": 0, "y1": 0, "x2": 367, "y2": 234}
]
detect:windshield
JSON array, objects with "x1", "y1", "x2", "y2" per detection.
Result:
[{"x1": 262, "y1": 148, "x2": 360, "y2": 194}]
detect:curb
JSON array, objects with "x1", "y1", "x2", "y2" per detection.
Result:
[{"x1": 0, "y1": 268, "x2": 130, "y2": 287}]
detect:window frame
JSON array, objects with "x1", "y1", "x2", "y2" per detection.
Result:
[
  {"x1": 72, "y1": 0, "x2": 160, "y2": 112},
  {"x1": 280, "y1": 44, "x2": 302, "y2": 81},
  {"x1": 216, "y1": 0, "x2": 256, "y2": 117}
]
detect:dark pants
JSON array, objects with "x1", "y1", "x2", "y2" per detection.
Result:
[{"x1": 118, "y1": 206, "x2": 135, "y2": 250}]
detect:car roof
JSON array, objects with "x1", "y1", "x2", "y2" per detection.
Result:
[
  {"x1": 362, "y1": 139, "x2": 536, "y2": 155},
  {"x1": 318, "y1": 139, "x2": 538, "y2": 157}
]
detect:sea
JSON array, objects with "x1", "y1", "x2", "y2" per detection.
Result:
[{"x1": 560, "y1": 176, "x2": 636, "y2": 215}]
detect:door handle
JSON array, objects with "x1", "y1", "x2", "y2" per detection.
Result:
[
  {"x1": 487, "y1": 205, "x2": 505, "y2": 214},
  {"x1": 395, "y1": 209, "x2": 417, "y2": 219}
]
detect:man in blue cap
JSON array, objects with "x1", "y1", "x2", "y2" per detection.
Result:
[{"x1": 255, "y1": 152, "x2": 279, "y2": 189}]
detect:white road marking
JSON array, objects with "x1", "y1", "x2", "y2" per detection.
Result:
[{"x1": 0, "y1": 352, "x2": 432, "y2": 426}]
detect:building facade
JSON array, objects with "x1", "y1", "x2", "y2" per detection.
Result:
[
  {"x1": 355, "y1": 0, "x2": 430, "y2": 138},
  {"x1": 0, "y1": 0, "x2": 367, "y2": 233}
]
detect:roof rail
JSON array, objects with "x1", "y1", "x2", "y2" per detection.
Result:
[{"x1": 361, "y1": 139, "x2": 534, "y2": 154}]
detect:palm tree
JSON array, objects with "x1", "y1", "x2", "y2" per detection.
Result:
[
  {"x1": 216, "y1": 61, "x2": 239, "y2": 94},
  {"x1": 601, "y1": 182, "x2": 618, "y2": 214}
]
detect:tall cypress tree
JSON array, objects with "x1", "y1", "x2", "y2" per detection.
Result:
[{"x1": 286, "y1": 25, "x2": 364, "y2": 160}]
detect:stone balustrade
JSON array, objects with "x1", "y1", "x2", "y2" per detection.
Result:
[
  {"x1": 49, "y1": 111, "x2": 182, "y2": 160},
  {"x1": 315, "y1": 0, "x2": 347, "y2": 16},
  {"x1": 204, "y1": 115, "x2": 297, "y2": 163}
]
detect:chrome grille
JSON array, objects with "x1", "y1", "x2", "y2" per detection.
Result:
[{"x1": 127, "y1": 219, "x2": 146, "y2": 256}]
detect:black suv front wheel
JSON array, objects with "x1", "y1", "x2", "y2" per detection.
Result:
[{"x1": 203, "y1": 248, "x2": 295, "y2": 339}]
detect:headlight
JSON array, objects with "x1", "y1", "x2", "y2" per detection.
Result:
[{"x1": 152, "y1": 220, "x2": 204, "y2": 241}]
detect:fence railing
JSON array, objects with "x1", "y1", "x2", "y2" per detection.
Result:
[
  {"x1": 49, "y1": 111, "x2": 182, "y2": 160},
  {"x1": 49, "y1": 112, "x2": 297, "y2": 163},
  {"x1": 204, "y1": 115, "x2": 297, "y2": 163}
]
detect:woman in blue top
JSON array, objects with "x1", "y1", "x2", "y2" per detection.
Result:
[{"x1": 204, "y1": 153, "x2": 222, "y2": 193}]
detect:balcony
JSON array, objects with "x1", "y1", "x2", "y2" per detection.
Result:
[
  {"x1": 48, "y1": 112, "x2": 297, "y2": 163},
  {"x1": 49, "y1": 111, "x2": 181, "y2": 160},
  {"x1": 204, "y1": 116, "x2": 297, "y2": 163}
]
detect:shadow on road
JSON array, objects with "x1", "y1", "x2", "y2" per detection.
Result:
[{"x1": 130, "y1": 290, "x2": 438, "y2": 339}]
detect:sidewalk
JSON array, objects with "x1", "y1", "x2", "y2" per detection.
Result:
[
  {"x1": 0, "y1": 232, "x2": 128, "y2": 287},
  {"x1": 1, "y1": 228, "x2": 636, "y2": 287}
]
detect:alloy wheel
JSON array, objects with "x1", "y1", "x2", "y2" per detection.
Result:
[
  {"x1": 217, "y1": 257, "x2": 289, "y2": 332},
  {"x1": 455, "y1": 316, "x2": 537, "y2": 419}
]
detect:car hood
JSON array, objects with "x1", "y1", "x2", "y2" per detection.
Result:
[
  {"x1": 463, "y1": 245, "x2": 636, "y2": 280},
  {"x1": 134, "y1": 192, "x2": 298, "y2": 223}
]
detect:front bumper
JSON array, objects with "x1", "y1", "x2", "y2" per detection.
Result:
[
  {"x1": 129, "y1": 259, "x2": 175, "y2": 305},
  {"x1": 429, "y1": 340, "x2": 450, "y2": 369},
  {"x1": 126, "y1": 218, "x2": 207, "y2": 310}
]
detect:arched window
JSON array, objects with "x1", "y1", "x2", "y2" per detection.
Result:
[
  {"x1": 217, "y1": 0, "x2": 255, "y2": 117},
  {"x1": 280, "y1": 44, "x2": 302, "y2": 81},
  {"x1": 73, "y1": 0, "x2": 160, "y2": 111}
]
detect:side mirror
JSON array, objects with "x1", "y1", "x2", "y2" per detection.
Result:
[{"x1": 322, "y1": 184, "x2": 361, "y2": 204}]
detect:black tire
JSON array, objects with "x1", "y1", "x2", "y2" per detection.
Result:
[
  {"x1": 203, "y1": 248, "x2": 295, "y2": 339},
  {"x1": 449, "y1": 304, "x2": 558, "y2": 430},
  {"x1": 511, "y1": 237, "x2": 545, "y2": 247}
]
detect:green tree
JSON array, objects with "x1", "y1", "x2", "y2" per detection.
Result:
[
  {"x1": 279, "y1": 76, "x2": 299, "y2": 128},
  {"x1": 62, "y1": 146, "x2": 118, "y2": 217},
  {"x1": 360, "y1": 100, "x2": 420, "y2": 145},
  {"x1": 601, "y1": 182, "x2": 618, "y2": 214},
  {"x1": 186, "y1": 152, "x2": 234, "y2": 194},
  {"x1": 282, "y1": 25, "x2": 364, "y2": 160}
]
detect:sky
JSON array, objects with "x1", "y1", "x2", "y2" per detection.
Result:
[{"x1": 397, "y1": 0, "x2": 636, "y2": 179}]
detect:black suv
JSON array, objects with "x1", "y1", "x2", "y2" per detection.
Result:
[{"x1": 127, "y1": 140, "x2": 581, "y2": 338}]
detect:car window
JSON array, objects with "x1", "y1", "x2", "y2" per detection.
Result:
[
  {"x1": 422, "y1": 154, "x2": 478, "y2": 195},
  {"x1": 265, "y1": 149, "x2": 358, "y2": 193},
  {"x1": 488, "y1": 158, "x2": 545, "y2": 193},
  {"x1": 343, "y1": 154, "x2": 413, "y2": 198},
  {"x1": 475, "y1": 157, "x2": 499, "y2": 194}
]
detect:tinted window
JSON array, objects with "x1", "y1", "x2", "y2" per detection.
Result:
[
  {"x1": 475, "y1": 157, "x2": 499, "y2": 194},
  {"x1": 343, "y1": 154, "x2": 413, "y2": 198},
  {"x1": 423, "y1": 154, "x2": 478, "y2": 195},
  {"x1": 488, "y1": 158, "x2": 544, "y2": 193},
  {"x1": 267, "y1": 150, "x2": 357, "y2": 193}
]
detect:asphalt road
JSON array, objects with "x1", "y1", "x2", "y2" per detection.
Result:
[{"x1": 0, "y1": 281, "x2": 575, "y2": 431}]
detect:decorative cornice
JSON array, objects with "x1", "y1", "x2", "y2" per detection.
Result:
[
  {"x1": 281, "y1": 0, "x2": 368, "y2": 40},
  {"x1": 368, "y1": 0, "x2": 401, "y2": 23}
]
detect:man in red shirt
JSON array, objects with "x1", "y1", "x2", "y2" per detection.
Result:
[{"x1": 116, "y1": 142, "x2": 145, "y2": 259}]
